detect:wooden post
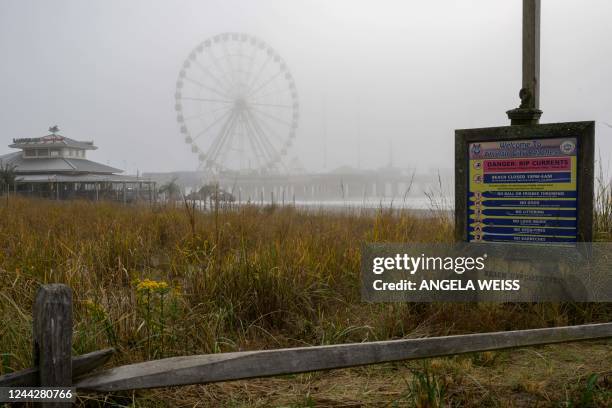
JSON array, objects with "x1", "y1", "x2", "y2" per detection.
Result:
[
  {"x1": 522, "y1": 0, "x2": 540, "y2": 110},
  {"x1": 507, "y1": 0, "x2": 542, "y2": 125},
  {"x1": 33, "y1": 284, "x2": 73, "y2": 407}
]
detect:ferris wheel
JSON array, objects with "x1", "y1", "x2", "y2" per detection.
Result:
[{"x1": 175, "y1": 33, "x2": 299, "y2": 173}]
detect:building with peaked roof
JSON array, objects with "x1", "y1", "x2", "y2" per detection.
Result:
[{"x1": 0, "y1": 127, "x2": 155, "y2": 202}]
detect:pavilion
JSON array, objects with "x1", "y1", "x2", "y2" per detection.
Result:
[{"x1": 0, "y1": 127, "x2": 156, "y2": 202}]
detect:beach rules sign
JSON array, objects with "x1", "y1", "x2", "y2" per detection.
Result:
[{"x1": 455, "y1": 122, "x2": 595, "y2": 244}]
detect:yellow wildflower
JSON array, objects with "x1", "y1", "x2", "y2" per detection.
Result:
[{"x1": 135, "y1": 278, "x2": 169, "y2": 293}]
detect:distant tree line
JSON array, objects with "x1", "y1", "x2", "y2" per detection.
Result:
[{"x1": 158, "y1": 178, "x2": 234, "y2": 203}]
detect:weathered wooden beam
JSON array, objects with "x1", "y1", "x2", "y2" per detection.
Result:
[
  {"x1": 33, "y1": 284, "x2": 72, "y2": 407},
  {"x1": 0, "y1": 348, "x2": 116, "y2": 387},
  {"x1": 77, "y1": 323, "x2": 612, "y2": 392}
]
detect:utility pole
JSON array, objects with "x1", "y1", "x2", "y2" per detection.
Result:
[{"x1": 507, "y1": 0, "x2": 542, "y2": 125}]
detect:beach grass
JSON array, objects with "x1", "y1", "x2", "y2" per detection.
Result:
[{"x1": 0, "y1": 195, "x2": 610, "y2": 406}]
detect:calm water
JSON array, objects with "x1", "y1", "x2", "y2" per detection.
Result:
[
  {"x1": 188, "y1": 196, "x2": 454, "y2": 215},
  {"x1": 228, "y1": 196, "x2": 454, "y2": 214}
]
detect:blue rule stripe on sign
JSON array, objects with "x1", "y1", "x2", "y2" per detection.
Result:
[
  {"x1": 469, "y1": 191, "x2": 577, "y2": 199},
  {"x1": 474, "y1": 234, "x2": 577, "y2": 243},
  {"x1": 472, "y1": 218, "x2": 577, "y2": 228},
  {"x1": 468, "y1": 226, "x2": 577, "y2": 236},
  {"x1": 469, "y1": 199, "x2": 576, "y2": 208},
  {"x1": 473, "y1": 208, "x2": 577, "y2": 217}
]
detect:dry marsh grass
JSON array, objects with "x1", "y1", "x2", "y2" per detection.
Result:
[{"x1": 0, "y1": 196, "x2": 610, "y2": 406}]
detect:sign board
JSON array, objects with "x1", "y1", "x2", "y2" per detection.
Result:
[{"x1": 455, "y1": 122, "x2": 594, "y2": 243}]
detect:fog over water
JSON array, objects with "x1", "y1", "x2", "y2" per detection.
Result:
[{"x1": 1, "y1": 0, "x2": 611, "y2": 176}]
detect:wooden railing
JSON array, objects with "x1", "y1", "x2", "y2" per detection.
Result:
[{"x1": 2, "y1": 284, "x2": 611, "y2": 405}]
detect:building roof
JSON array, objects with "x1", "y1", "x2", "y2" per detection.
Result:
[
  {"x1": 10, "y1": 134, "x2": 97, "y2": 150},
  {"x1": 0, "y1": 152, "x2": 122, "y2": 174},
  {"x1": 15, "y1": 173, "x2": 152, "y2": 184}
]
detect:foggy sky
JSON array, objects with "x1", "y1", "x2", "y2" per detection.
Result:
[{"x1": 1, "y1": 0, "x2": 611, "y2": 175}]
